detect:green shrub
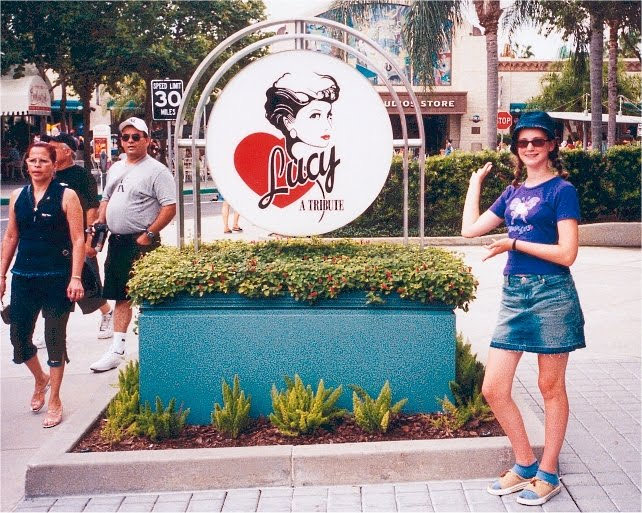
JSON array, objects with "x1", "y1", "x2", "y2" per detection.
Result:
[
  {"x1": 132, "y1": 397, "x2": 190, "y2": 442},
  {"x1": 449, "y1": 334, "x2": 485, "y2": 408},
  {"x1": 128, "y1": 239, "x2": 477, "y2": 312},
  {"x1": 211, "y1": 375, "x2": 251, "y2": 438},
  {"x1": 431, "y1": 394, "x2": 492, "y2": 433},
  {"x1": 433, "y1": 334, "x2": 493, "y2": 432},
  {"x1": 269, "y1": 374, "x2": 346, "y2": 436},
  {"x1": 604, "y1": 145, "x2": 641, "y2": 220},
  {"x1": 329, "y1": 146, "x2": 641, "y2": 238},
  {"x1": 101, "y1": 360, "x2": 140, "y2": 443},
  {"x1": 351, "y1": 381, "x2": 407, "y2": 434}
]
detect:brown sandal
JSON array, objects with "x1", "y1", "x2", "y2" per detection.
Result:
[
  {"x1": 43, "y1": 406, "x2": 63, "y2": 428},
  {"x1": 30, "y1": 376, "x2": 50, "y2": 412}
]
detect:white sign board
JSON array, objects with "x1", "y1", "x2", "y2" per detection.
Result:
[
  {"x1": 151, "y1": 79, "x2": 183, "y2": 121},
  {"x1": 206, "y1": 51, "x2": 393, "y2": 236}
]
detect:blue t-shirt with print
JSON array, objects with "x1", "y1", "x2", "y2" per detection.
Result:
[{"x1": 489, "y1": 176, "x2": 580, "y2": 275}]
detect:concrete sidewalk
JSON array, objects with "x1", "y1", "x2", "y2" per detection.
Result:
[{"x1": 2, "y1": 214, "x2": 640, "y2": 512}]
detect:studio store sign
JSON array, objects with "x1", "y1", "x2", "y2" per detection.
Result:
[{"x1": 207, "y1": 50, "x2": 393, "y2": 236}]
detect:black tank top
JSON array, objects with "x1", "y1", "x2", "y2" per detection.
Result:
[{"x1": 12, "y1": 181, "x2": 71, "y2": 277}]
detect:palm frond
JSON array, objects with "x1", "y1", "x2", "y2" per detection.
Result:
[{"x1": 329, "y1": 1, "x2": 462, "y2": 87}]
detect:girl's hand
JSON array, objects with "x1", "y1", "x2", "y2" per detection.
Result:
[
  {"x1": 470, "y1": 162, "x2": 493, "y2": 185},
  {"x1": 482, "y1": 237, "x2": 512, "y2": 261},
  {"x1": 67, "y1": 277, "x2": 84, "y2": 302},
  {"x1": 0, "y1": 276, "x2": 5, "y2": 298}
]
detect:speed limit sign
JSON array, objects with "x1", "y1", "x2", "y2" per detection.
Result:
[{"x1": 151, "y1": 79, "x2": 184, "y2": 121}]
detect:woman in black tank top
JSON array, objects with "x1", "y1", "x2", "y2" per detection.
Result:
[{"x1": 0, "y1": 142, "x2": 85, "y2": 428}]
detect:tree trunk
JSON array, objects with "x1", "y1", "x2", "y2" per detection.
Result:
[
  {"x1": 589, "y1": 11, "x2": 604, "y2": 153},
  {"x1": 79, "y1": 84, "x2": 93, "y2": 170},
  {"x1": 607, "y1": 19, "x2": 618, "y2": 148},
  {"x1": 60, "y1": 78, "x2": 67, "y2": 132},
  {"x1": 474, "y1": 0, "x2": 503, "y2": 150}
]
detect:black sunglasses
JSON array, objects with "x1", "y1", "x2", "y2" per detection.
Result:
[
  {"x1": 516, "y1": 138, "x2": 549, "y2": 149},
  {"x1": 121, "y1": 133, "x2": 144, "y2": 142}
]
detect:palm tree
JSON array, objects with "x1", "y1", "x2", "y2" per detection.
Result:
[
  {"x1": 605, "y1": 2, "x2": 641, "y2": 147},
  {"x1": 330, "y1": 1, "x2": 462, "y2": 87},
  {"x1": 473, "y1": 0, "x2": 503, "y2": 149},
  {"x1": 587, "y1": 5, "x2": 605, "y2": 151}
]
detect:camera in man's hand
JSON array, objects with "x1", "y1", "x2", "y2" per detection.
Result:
[{"x1": 87, "y1": 223, "x2": 109, "y2": 252}]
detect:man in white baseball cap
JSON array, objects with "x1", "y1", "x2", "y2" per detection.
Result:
[
  {"x1": 119, "y1": 117, "x2": 149, "y2": 135},
  {"x1": 88, "y1": 117, "x2": 176, "y2": 372}
]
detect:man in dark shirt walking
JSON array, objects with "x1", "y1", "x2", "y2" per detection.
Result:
[{"x1": 38, "y1": 133, "x2": 114, "y2": 339}]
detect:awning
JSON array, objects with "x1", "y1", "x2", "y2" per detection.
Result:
[
  {"x1": 547, "y1": 111, "x2": 642, "y2": 124},
  {"x1": 52, "y1": 99, "x2": 82, "y2": 112},
  {"x1": 0, "y1": 74, "x2": 51, "y2": 116}
]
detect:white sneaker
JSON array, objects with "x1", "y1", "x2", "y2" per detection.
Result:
[
  {"x1": 97, "y1": 310, "x2": 114, "y2": 339},
  {"x1": 89, "y1": 349, "x2": 125, "y2": 372},
  {"x1": 33, "y1": 333, "x2": 47, "y2": 349}
]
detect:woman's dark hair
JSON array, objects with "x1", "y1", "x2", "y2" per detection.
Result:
[
  {"x1": 510, "y1": 139, "x2": 568, "y2": 187},
  {"x1": 265, "y1": 73, "x2": 339, "y2": 158},
  {"x1": 26, "y1": 142, "x2": 57, "y2": 164}
]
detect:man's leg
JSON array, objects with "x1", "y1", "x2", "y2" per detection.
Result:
[{"x1": 90, "y1": 300, "x2": 128, "y2": 372}]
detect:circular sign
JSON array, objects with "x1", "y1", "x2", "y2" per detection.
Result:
[
  {"x1": 497, "y1": 111, "x2": 513, "y2": 130},
  {"x1": 206, "y1": 50, "x2": 393, "y2": 236}
]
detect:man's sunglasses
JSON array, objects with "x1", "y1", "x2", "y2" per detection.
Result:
[
  {"x1": 516, "y1": 138, "x2": 549, "y2": 149},
  {"x1": 121, "y1": 134, "x2": 145, "y2": 142}
]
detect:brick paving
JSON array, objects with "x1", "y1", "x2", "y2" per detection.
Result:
[{"x1": 13, "y1": 357, "x2": 640, "y2": 512}]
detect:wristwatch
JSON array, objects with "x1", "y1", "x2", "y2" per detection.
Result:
[{"x1": 146, "y1": 230, "x2": 156, "y2": 241}]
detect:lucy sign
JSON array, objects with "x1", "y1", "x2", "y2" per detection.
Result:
[{"x1": 206, "y1": 51, "x2": 393, "y2": 236}]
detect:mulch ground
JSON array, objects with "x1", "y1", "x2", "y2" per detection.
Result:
[{"x1": 72, "y1": 413, "x2": 504, "y2": 452}]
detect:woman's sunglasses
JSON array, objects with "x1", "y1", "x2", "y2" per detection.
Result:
[
  {"x1": 121, "y1": 134, "x2": 144, "y2": 142},
  {"x1": 516, "y1": 138, "x2": 549, "y2": 149}
]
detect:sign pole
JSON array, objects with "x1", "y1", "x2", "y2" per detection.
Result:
[{"x1": 151, "y1": 79, "x2": 184, "y2": 247}]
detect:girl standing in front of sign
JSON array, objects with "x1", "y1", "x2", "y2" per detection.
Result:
[
  {"x1": 264, "y1": 71, "x2": 339, "y2": 162},
  {"x1": 461, "y1": 111, "x2": 585, "y2": 506}
]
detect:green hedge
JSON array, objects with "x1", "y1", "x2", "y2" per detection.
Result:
[{"x1": 330, "y1": 145, "x2": 640, "y2": 237}]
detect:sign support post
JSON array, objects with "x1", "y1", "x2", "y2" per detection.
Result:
[{"x1": 151, "y1": 79, "x2": 184, "y2": 246}]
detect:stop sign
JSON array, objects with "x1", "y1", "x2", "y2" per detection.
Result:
[{"x1": 497, "y1": 111, "x2": 513, "y2": 130}]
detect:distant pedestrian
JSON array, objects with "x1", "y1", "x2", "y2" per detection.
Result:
[
  {"x1": 221, "y1": 200, "x2": 242, "y2": 234},
  {"x1": 461, "y1": 111, "x2": 585, "y2": 506},
  {"x1": 444, "y1": 139, "x2": 454, "y2": 156}
]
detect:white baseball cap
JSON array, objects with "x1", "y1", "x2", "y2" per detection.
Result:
[{"x1": 119, "y1": 117, "x2": 149, "y2": 135}]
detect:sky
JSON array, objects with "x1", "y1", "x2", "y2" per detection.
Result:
[{"x1": 262, "y1": 0, "x2": 567, "y2": 59}]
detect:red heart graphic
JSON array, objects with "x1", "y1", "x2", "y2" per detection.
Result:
[{"x1": 233, "y1": 133, "x2": 314, "y2": 209}]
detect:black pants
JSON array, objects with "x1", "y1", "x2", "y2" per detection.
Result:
[{"x1": 9, "y1": 275, "x2": 72, "y2": 367}]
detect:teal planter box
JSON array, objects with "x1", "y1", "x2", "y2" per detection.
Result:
[{"x1": 139, "y1": 292, "x2": 455, "y2": 425}]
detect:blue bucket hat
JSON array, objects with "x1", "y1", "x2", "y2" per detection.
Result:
[{"x1": 512, "y1": 111, "x2": 556, "y2": 141}]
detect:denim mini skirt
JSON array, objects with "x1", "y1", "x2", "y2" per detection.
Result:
[{"x1": 490, "y1": 273, "x2": 586, "y2": 354}]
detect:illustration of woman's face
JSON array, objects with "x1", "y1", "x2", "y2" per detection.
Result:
[{"x1": 289, "y1": 100, "x2": 333, "y2": 148}]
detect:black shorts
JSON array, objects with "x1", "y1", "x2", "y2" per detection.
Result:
[
  {"x1": 103, "y1": 233, "x2": 160, "y2": 301},
  {"x1": 9, "y1": 274, "x2": 72, "y2": 366}
]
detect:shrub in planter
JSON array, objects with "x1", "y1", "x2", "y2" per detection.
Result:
[
  {"x1": 351, "y1": 381, "x2": 407, "y2": 434},
  {"x1": 101, "y1": 361, "x2": 140, "y2": 443},
  {"x1": 211, "y1": 375, "x2": 251, "y2": 439},
  {"x1": 132, "y1": 240, "x2": 476, "y2": 422},
  {"x1": 133, "y1": 397, "x2": 190, "y2": 442},
  {"x1": 269, "y1": 374, "x2": 346, "y2": 437},
  {"x1": 128, "y1": 239, "x2": 477, "y2": 311}
]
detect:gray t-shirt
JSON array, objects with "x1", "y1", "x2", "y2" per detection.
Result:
[{"x1": 103, "y1": 155, "x2": 176, "y2": 235}]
